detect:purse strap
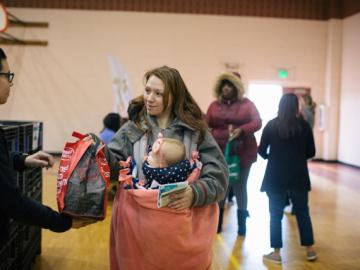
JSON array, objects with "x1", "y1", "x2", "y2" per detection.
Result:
[
  {"x1": 183, "y1": 130, "x2": 198, "y2": 159},
  {"x1": 133, "y1": 132, "x2": 148, "y2": 180}
]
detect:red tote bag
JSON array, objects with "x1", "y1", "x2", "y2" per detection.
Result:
[{"x1": 57, "y1": 132, "x2": 110, "y2": 220}]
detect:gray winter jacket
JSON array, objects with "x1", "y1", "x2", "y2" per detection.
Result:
[{"x1": 105, "y1": 115, "x2": 228, "y2": 207}]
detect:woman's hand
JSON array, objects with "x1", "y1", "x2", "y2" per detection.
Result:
[
  {"x1": 230, "y1": 128, "x2": 242, "y2": 140},
  {"x1": 24, "y1": 151, "x2": 55, "y2": 169},
  {"x1": 168, "y1": 186, "x2": 194, "y2": 210}
]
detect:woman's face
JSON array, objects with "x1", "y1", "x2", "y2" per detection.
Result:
[
  {"x1": 144, "y1": 75, "x2": 165, "y2": 116},
  {"x1": 144, "y1": 75, "x2": 172, "y2": 117},
  {"x1": 221, "y1": 82, "x2": 236, "y2": 100}
]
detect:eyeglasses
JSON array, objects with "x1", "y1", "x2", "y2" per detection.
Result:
[{"x1": 0, "y1": 72, "x2": 15, "y2": 83}]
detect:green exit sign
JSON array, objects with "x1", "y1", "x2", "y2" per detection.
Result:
[{"x1": 278, "y1": 69, "x2": 288, "y2": 79}]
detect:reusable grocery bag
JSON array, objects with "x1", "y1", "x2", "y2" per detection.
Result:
[
  {"x1": 224, "y1": 138, "x2": 241, "y2": 184},
  {"x1": 57, "y1": 132, "x2": 110, "y2": 220}
]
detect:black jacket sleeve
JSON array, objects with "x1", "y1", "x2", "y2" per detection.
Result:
[
  {"x1": 10, "y1": 152, "x2": 27, "y2": 171},
  {"x1": 0, "y1": 140, "x2": 72, "y2": 232},
  {"x1": 258, "y1": 122, "x2": 271, "y2": 159}
]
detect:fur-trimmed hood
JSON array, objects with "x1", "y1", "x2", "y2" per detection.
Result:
[{"x1": 213, "y1": 72, "x2": 245, "y2": 101}]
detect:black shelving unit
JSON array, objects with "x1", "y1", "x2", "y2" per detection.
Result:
[{"x1": 0, "y1": 121, "x2": 43, "y2": 270}]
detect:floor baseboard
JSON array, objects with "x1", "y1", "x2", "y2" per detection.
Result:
[{"x1": 311, "y1": 158, "x2": 360, "y2": 169}]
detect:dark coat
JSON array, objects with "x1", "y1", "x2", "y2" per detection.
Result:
[
  {"x1": 258, "y1": 118, "x2": 315, "y2": 192},
  {"x1": 0, "y1": 128, "x2": 71, "y2": 244},
  {"x1": 206, "y1": 98, "x2": 262, "y2": 168}
]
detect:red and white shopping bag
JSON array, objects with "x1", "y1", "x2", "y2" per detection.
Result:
[{"x1": 57, "y1": 132, "x2": 110, "y2": 220}]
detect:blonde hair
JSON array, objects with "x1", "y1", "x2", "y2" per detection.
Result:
[{"x1": 160, "y1": 138, "x2": 186, "y2": 166}]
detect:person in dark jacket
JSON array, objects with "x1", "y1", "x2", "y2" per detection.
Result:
[
  {"x1": 206, "y1": 71, "x2": 262, "y2": 236},
  {"x1": 0, "y1": 48, "x2": 92, "y2": 245},
  {"x1": 258, "y1": 93, "x2": 317, "y2": 264}
]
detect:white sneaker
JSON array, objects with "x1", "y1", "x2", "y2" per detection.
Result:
[{"x1": 263, "y1": 252, "x2": 282, "y2": 264}]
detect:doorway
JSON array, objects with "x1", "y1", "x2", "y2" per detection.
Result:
[{"x1": 247, "y1": 83, "x2": 283, "y2": 141}]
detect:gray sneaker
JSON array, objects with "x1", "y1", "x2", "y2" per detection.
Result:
[
  {"x1": 307, "y1": 251, "x2": 318, "y2": 261},
  {"x1": 263, "y1": 252, "x2": 282, "y2": 264}
]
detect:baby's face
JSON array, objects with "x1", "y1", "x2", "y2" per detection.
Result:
[
  {"x1": 147, "y1": 138, "x2": 177, "y2": 168},
  {"x1": 147, "y1": 151, "x2": 161, "y2": 167},
  {"x1": 146, "y1": 138, "x2": 165, "y2": 167}
]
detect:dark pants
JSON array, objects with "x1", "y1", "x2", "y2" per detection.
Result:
[
  {"x1": 266, "y1": 190, "x2": 314, "y2": 248},
  {"x1": 219, "y1": 166, "x2": 251, "y2": 210}
]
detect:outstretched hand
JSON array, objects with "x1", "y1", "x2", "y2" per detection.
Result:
[
  {"x1": 24, "y1": 151, "x2": 55, "y2": 169},
  {"x1": 167, "y1": 186, "x2": 194, "y2": 210}
]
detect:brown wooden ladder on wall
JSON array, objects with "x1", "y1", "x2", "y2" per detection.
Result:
[{"x1": 0, "y1": 3, "x2": 48, "y2": 46}]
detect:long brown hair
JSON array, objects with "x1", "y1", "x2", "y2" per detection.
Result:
[
  {"x1": 276, "y1": 93, "x2": 302, "y2": 139},
  {"x1": 128, "y1": 66, "x2": 207, "y2": 142}
]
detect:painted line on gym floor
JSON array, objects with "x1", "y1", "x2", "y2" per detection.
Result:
[{"x1": 216, "y1": 234, "x2": 240, "y2": 269}]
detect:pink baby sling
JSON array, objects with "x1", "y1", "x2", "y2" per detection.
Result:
[{"x1": 110, "y1": 131, "x2": 219, "y2": 270}]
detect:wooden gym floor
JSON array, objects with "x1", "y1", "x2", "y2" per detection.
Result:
[{"x1": 32, "y1": 158, "x2": 360, "y2": 270}]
